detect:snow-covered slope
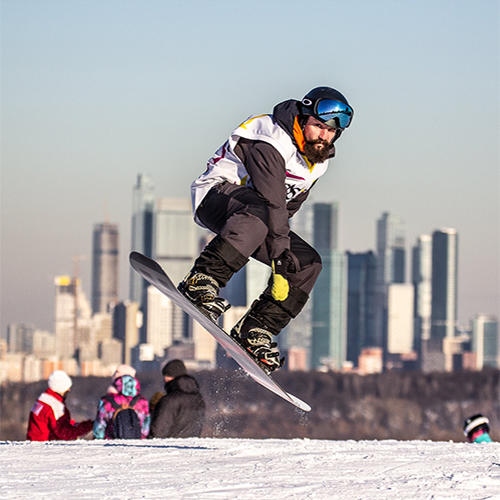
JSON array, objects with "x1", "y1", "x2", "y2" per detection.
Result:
[{"x1": 1, "y1": 438, "x2": 500, "y2": 499}]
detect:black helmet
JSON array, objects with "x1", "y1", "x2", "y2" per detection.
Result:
[
  {"x1": 301, "y1": 86, "x2": 354, "y2": 130},
  {"x1": 463, "y1": 414, "x2": 490, "y2": 438}
]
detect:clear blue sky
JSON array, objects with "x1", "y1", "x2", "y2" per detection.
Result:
[{"x1": 1, "y1": 0, "x2": 498, "y2": 334}]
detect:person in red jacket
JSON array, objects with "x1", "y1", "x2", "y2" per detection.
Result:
[{"x1": 26, "y1": 370, "x2": 93, "y2": 441}]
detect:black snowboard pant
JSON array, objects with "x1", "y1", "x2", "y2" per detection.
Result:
[{"x1": 193, "y1": 182, "x2": 322, "y2": 334}]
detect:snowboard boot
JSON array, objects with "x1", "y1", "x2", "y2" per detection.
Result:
[
  {"x1": 178, "y1": 269, "x2": 230, "y2": 322},
  {"x1": 179, "y1": 236, "x2": 248, "y2": 322},
  {"x1": 231, "y1": 323, "x2": 284, "y2": 373},
  {"x1": 231, "y1": 300, "x2": 288, "y2": 372}
]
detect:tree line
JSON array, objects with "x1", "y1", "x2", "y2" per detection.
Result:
[{"x1": 2, "y1": 368, "x2": 498, "y2": 442}]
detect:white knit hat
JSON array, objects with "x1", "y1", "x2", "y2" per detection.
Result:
[{"x1": 48, "y1": 370, "x2": 73, "y2": 395}]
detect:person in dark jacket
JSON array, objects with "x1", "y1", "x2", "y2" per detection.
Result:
[
  {"x1": 178, "y1": 86, "x2": 354, "y2": 371},
  {"x1": 150, "y1": 359, "x2": 205, "y2": 438}
]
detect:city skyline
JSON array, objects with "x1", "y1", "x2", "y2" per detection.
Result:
[
  {"x1": 2, "y1": 1, "x2": 498, "y2": 334},
  {"x1": 4, "y1": 194, "x2": 497, "y2": 381},
  {"x1": 2, "y1": 188, "x2": 497, "y2": 336}
]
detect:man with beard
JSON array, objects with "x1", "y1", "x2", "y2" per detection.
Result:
[{"x1": 179, "y1": 87, "x2": 354, "y2": 372}]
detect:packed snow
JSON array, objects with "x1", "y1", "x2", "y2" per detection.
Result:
[{"x1": 1, "y1": 438, "x2": 500, "y2": 499}]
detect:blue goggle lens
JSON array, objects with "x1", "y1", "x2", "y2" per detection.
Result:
[{"x1": 316, "y1": 99, "x2": 353, "y2": 129}]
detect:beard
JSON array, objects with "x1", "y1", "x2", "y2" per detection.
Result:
[{"x1": 303, "y1": 139, "x2": 332, "y2": 163}]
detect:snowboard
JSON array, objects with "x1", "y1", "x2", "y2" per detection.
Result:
[{"x1": 129, "y1": 251, "x2": 311, "y2": 412}]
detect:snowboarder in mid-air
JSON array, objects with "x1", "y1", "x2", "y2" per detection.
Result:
[{"x1": 179, "y1": 86, "x2": 354, "y2": 371}]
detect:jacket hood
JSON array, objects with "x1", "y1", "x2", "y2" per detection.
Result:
[
  {"x1": 273, "y1": 99, "x2": 336, "y2": 160},
  {"x1": 165, "y1": 374, "x2": 200, "y2": 395},
  {"x1": 113, "y1": 374, "x2": 141, "y2": 397}
]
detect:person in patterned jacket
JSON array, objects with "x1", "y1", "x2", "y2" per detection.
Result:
[
  {"x1": 93, "y1": 366, "x2": 150, "y2": 439},
  {"x1": 26, "y1": 370, "x2": 93, "y2": 441},
  {"x1": 179, "y1": 86, "x2": 354, "y2": 371}
]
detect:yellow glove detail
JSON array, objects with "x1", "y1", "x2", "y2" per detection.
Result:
[{"x1": 271, "y1": 261, "x2": 289, "y2": 301}]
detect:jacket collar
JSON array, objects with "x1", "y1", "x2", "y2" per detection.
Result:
[{"x1": 46, "y1": 388, "x2": 64, "y2": 401}]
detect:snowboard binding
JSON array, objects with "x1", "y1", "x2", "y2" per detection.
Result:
[
  {"x1": 231, "y1": 318, "x2": 285, "y2": 373},
  {"x1": 178, "y1": 270, "x2": 231, "y2": 322}
]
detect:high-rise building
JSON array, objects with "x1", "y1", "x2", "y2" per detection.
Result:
[
  {"x1": 412, "y1": 235, "x2": 432, "y2": 360},
  {"x1": 310, "y1": 203, "x2": 347, "y2": 370},
  {"x1": 153, "y1": 198, "x2": 202, "y2": 345},
  {"x1": 283, "y1": 204, "x2": 314, "y2": 364},
  {"x1": 472, "y1": 314, "x2": 498, "y2": 369},
  {"x1": 130, "y1": 174, "x2": 155, "y2": 305},
  {"x1": 32, "y1": 329, "x2": 56, "y2": 358},
  {"x1": 6, "y1": 323, "x2": 35, "y2": 353},
  {"x1": 314, "y1": 202, "x2": 339, "y2": 253},
  {"x1": 113, "y1": 301, "x2": 142, "y2": 366},
  {"x1": 430, "y1": 228, "x2": 458, "y2": 344},
  {"x1": 386, "y1": 283, "x2": 414, "y2": 354},
  {"x1": 346, "y1": 251, "x2": 376, "y2": 366},
  {"x1": 54, "y1": 276, "x2": 75, "y2": 359},
  {"x1": 311, "y1": 251, "x2": 347, "y2": 370},
  {"x1": 91, "y1": 222, "x2": 119, "y2": 314},
  {"x1": 54, "y1": 276, "x2": 91, "y2": 359},
  {"x1": 376, "y1": 212, "x2": 406, "y2": 285},
  {"x1": 374, "y1": 212, "x2": 406, "y2": 350},
  {"x1": 146, "y1": 286, "x2": 175, "y2": 357},
  {"x1": 154, "y1": 198, "x2": 199, "y2": 284}
]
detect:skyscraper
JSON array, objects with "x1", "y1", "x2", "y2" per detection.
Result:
[
  {"x1": 376, "y1": 212, "x2": 406, "y2": 285},
  {"x1": 386, "y1": 283, "x2": 414, "y2": 354},
  {"x1": 283, "y1": 204, "x2": 314, "y2": 365},
  {"x1": 113, "y1": 301, "x2": 141, "y2": 366},
  {"x1": 130, "y1": 174, "x2": 155, "y2": 305},
  {"x1": 91, "y1": 222, "x2": 119, "y2": 314},
  {"x1": 346, "y1": 251, "x2": 376, "y2": 366},
  {"x1": 54, "y1": 276, "x2": 91, "y2": 359},
  {"x1": 412, "y1": 235, "x2": 432, "y2": 359},
  {"x1": 472, "y1": 314, "x2": 499, "y2": 369},
  {"x1": 146, "y1": 286, "x2": 175, "y2": 357},
  {"x1": 54, "y1": 276, "x2": 75, "y2": 358},
  {"x1": 153, "y1": 197, "x2": 202, "y2": 344},
  {"x1": 310, "y1": 203, "x2": 347, "y2": 370},
  {"x1": 374, "y1": 212, "x2": 406, "y2": 349},
  {"x1": 154, "y1": 198, "x2": 199, "y2": 284},
  {"x1": 6, "y1": 323, "x2": 35, "y2": 353},
  {"x1": 430, "y1": 228, "x2": 458, "y2": 344}
]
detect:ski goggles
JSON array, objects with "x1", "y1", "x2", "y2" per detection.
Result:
[{"x1": 303, "y1": 98, "x2": 354, "y2": 129}]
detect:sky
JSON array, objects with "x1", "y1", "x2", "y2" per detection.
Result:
[
  {"x1": 2, "y1": 438, "x2": 500, "y2": 498},
  {"x1": 1, "y1": 0, "x2": 499, "y2": 334}
]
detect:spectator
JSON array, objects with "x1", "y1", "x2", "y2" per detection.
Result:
[
  {"x1": 107, "y1": 364, "x2": 138, "y2": 394},
  {"x1": 26, "y1": 370, "x2": 93, "y2": 441},
  {"x1": 463, "y1": 414, "x2": 493, "y2": 443},
  {"x1": 93, "y1": 365, "x2": 150, "y2": 439},
  {"x1": 150, "y1": 360, "x2": 205, "y2": 438}
]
